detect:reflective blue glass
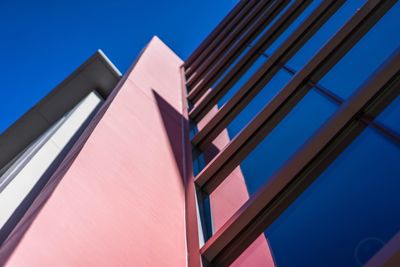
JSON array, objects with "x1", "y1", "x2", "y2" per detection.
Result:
[
  {"x1": 249, "y1": 0, "x2": 295, "y2": 47},
  {"x1": 319, "y1": 2, "x2": 400, "y2": 99},
  {"x1": 227, "y1": 69, "x2": 292, "y2": 138},
  {"x1": 217, "y1": 0, "x2": 367, "y2": 143},
  {"x1": 205, "y1": 0, "x2": 295, "y2": 98},
  {"x1": 264, "y1": 0, "x2": 322, "y2": 56},
  {"x1": 208, "y1": 45, "x2": 253, "y2": 92},
  {"x1": 287, "y1": 0, "x2": 366, "y2": 70},
  {"x1": 208, "y1": 89, "x2": 337, "y2": 232},
  {"x1": 217, "y1": 54, "x2": 268, "y2": 108},
  {"x1": 240, "y1": 89, "x2": 337, "y2": 195},
  {"x1": 267, "y1": 120, "x2": 400, "y2": 266}
]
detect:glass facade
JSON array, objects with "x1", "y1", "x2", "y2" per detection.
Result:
[
  {"x1": 196, "y1": 0, "x2": 374, "y2": 167},
  {"x1": 267, "y1": 124, "x2": 400, "y2": 267},
  {"x1": 184, "y1": 0, "x2": 400, "y2": 266},
  {"x1": 238, "y1": 99, "x2": 400, "y2": 266},
  {"x1": 1, "y1": 0, "x2": 398, "y2": 265},
  {"x1": 319, "y1": 2, "x2": 400, "y2": 99},
  {"x1": 287, "y1": 0, "x2": 367, "y2": 70}
]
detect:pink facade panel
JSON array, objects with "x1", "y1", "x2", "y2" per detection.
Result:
[{"x1": 1, "y1": 37, "x2": 187, "y2": 267}]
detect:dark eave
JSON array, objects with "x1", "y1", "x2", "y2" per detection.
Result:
[{"x1": 0, "y1": 50, "x2": 121, "y2": 172}]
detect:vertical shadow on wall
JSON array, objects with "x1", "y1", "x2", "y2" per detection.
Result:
[
  {"x1": 152, "y1": 90, "x2": 186, "y2": 183},
  {"x1": 152, "y1": 89, "x2": 221, "y2": 182},
  {"x1": 153, "y1": 89, "x2": 218, "y2": 242}
]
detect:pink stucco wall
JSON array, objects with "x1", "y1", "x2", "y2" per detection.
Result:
[
  {"x1": 1, "y1": 35, "x2": 275, "y2": 267},
  {"x1": 1, "y1": 37, "x2": 188, "y2": 267}
]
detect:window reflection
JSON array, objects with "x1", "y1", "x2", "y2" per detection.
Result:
[
  {"x1": 319, "y1": 2, "x2": 400, "y2": 99},
  {"x1": 208, "y1": 90, "x2": 337, "y2": 233},
  {"x1": 287, "y1": 0, "x2": 367, "y2": 70},
  {"x1": 267, "y1": 126, "x2": 400, "y2": 266}
]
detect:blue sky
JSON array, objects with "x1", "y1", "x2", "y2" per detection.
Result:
[{"x1": 0, "y1": 0, "x2": 236, "y2": 133}]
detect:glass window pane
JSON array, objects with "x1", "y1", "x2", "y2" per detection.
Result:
[
  {"x1": 233, "y1": 99, "x2": 400, "y2": 267},
  {"x1": 199, "y1": 0, "x2": 367, "y2": 165},
  {"x1": 211, "y1": 45, "x2": 252, "y2": 87},
  {"x1": 226, "y1": 69, "x2": 292, "y2": 138},
  {"x1": 218, "y1": 55, "x2": 268, "y2": 108},
  {"x1": 203, "y1": 0, "x2": 294, "y2": 97},
  {"x1": 287, "y1": 0, "x2": 367, "y2": 70},
  {"x1": 208, "y1": 90, "x2": 337, "y2": 232},
  {"x1": 267, "y1": 127, "x2": 400, "y2": 267},
  {"x1": 200, "y1": 0, "x2": 322, "y2": 123},
  {"x1": 249, "y1": 0, "x2": 295, "y2": 47},
  {"x1": 318, "y1": 2, "x2": 400, "y2": 99},
  {"x1": 264, "y1": 0, "x2": 323, "y2": 56},
  {"x1": 240, "y1": 90, "x2": 337, "y2": 195}
]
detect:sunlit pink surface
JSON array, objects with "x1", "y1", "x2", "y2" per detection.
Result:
[
  {"x1": 1, "y1": 35, "x2": 275, "y2": 267},
  {"x1": 2, "y1": 37, "x2": 187, "y2": 267}
]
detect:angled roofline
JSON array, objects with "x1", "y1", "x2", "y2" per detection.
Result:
[{"x1": 0, "y1": 50, "x2": 122, "y2": 172}]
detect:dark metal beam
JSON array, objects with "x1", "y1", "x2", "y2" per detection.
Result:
[
  {"x1": 184, "y1": 0, "x2": 253, "y2": 69},
  {"x1": 185, "y1": 0, "x2": 268, "y2": 79},
  {"x1": 201, "y1": 47, "x2": 400, "y2": 266},
  {"x1": 188, "y1": 0, "x2": 304, "y2": 99},
  {"x1": 186, "y1": 0, "x2": 277, "y2": 97},
  {"x1": 194, "y1": 0, "x2": 396, "y2": 194},
  {"x1": 189, "y1": 0, "x2": 344, "y2": 124},
  {"x1": 190, "y1": 0, "x2": 348, "y2": 149}
]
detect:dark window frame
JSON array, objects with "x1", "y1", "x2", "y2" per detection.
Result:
[{"x1": 182, "y1": 0, "x2": 400, "y2": 266}]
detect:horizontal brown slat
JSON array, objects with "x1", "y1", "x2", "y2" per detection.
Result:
[
  {"x1": 272, "y1": 55, "x2": 400, "y2": 144},
  {"x1": 189, "y1": 0, "x2": 317, "y2": 120},
  {"x1": 186, "y1": 0, "x2": 277, "y2": 98},
  {"x1": 188, "y1": 0, "x2": 303, "y2": 98},
  {"x1": 194, "y1": 0, "x2": 396, "y2": 195},
  {"x1": 191, "y1": 0, "x2": 345, "y2": 149},
  {"x1": 184, "y1": 0, "x2": 252, "y2": 69},
  {"x1": 189, "y1": 0, "x2": 343, "y2": 123},
  {"x1": 186, "y1": 0, "x2": 268, "y2": 79},
  {"x1": 201, "y1": 47, "x2": 400, "y2": 266}
]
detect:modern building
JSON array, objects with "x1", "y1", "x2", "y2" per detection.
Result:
[{"x1": 0, "y1": 0, "x2": 399, "y2": 266}]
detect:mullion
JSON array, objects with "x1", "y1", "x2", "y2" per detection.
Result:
[
  {"x1": 188, "y1": 0, "x2": 305, "y2": 102},
  {"x1": 184, "y1": 0, "x2": 253, "y2": 70},
  {"x1": 185, "y1": 0, "x2": 258, "y2": 75},
  {"x1": 257, "y1": 51, "x2": 400, "y2": 144},
  {"x1": 194, "y1": 0, "x2": 396, "y2": 194},
  {"x1": 191, "y1": 0, "x2": 346, "y2": 150},
  {"x1": 200, "y1": 48, "x2": 400, "y2": 267},
  {"x1": 186, "y1": 0, "x2": 273, "y2": 82},
  {"x1": 189, "y1": 0, "x2": 320, "y2": 121}
]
